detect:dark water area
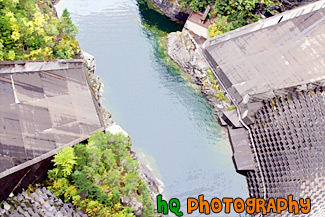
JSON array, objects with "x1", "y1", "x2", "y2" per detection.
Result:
[
  {"x1": 56, "y1": 0, "x2": 248, "y2": 216},
  {"x1": 137, "y1": 0, "x2": 183, "y2": 33}
]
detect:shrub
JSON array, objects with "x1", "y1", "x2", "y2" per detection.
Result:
[
  {"x1": 227, "y1": 104, "x2": 237, "y2": 111},
  {"x1": 208, "y1": 15, "x2": 234, "y2": 37},
  {"x1": 46, "y1": 131, "x2": 155, "y2": 216},
  {"x1": 215, "y1": 90, "x2": 226, "y2": 101},
  {"x1": 48, "y1": 147, "x2": 77, "y2": 179},
  {"x1": 177, "y1": 0, "x2": 275, "y2": 37}
]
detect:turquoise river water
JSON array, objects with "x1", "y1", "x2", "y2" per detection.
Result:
[{"x1": 56, "y1": 0, "x2": 248, "y2": 216}]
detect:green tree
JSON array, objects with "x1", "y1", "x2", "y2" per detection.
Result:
[
  {"x1": 0, "y1": 0, "x2": 80, "y2": 60},
  {"x1": 46, "y1": 131, "x2": 155, "y2": 216},
  {"x1": 49, "y1": 147, "x2": 77, "y2": 178}
]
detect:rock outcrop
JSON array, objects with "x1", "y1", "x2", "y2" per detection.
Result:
[
  {"x1": 150, "y1": 0, "x2": 189, "y2": 22},
  {"x1": 133, "y1": 152, "x2": 165, "y2": 216},
  {"x1": 167, "y1": 32, "x2": 209, "y2": 75},
  {"x1": 82, "y1": 51, "x2": 113, "y2": 128},
  {"x1": 83, "y1": 51, "x2": 102, "y2": 101},
  {"x1": 167, "y1": 31, "x2": 232, "y2": 118}
]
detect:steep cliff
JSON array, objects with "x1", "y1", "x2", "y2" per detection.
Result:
[{"x1": 149, "y1": 0, "x2": 189, "y2": 22}]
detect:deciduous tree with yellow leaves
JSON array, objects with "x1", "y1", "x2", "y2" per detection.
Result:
[{"x1": 0, "y1": 0, "x2": 80, "y2": 61}]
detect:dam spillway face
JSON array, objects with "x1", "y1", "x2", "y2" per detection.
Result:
[
  {"x1": 203, "y1": 1, "x2": 325, "y2": 216},
  {"x1": 247, "y1": 88, "x2": 325, "y2": 216}
]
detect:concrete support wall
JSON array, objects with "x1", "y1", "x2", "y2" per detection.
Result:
[
  {"x1": 184, "y1": 20, "x2": 209, "y2": 38},
  {"x1": 0, "y1": 157, "x2": 52, "y2": 202}
]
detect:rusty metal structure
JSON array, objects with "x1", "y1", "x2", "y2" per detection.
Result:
[
  {"x1": 203, "y1": 1, "x2": 325, "y2": 216},
  {"x1": 0, "y1": 60, "x2": 104, "y2": 201}
]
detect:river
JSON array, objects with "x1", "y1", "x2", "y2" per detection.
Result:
[{"x1": 56, "y1": 0, "x2": 248, "y2": 216}]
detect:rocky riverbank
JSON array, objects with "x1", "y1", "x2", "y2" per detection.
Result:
[
  {"x1": 166, "y1": 31, "x2": 233, "y2": 120},
  {"x1": 82, "y1": 52, "x2": 165, "y2": 216}
]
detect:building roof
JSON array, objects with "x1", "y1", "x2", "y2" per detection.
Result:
[
  {"x1": 204, "y1": 1, "x2": 325, "y2": 110},
  {"x1": 202, "y1": 2, "x2": 325, "y2": 215},
  {"x1": 227, "y1": 127, "x2": 255, "y2": 174},
  {"x1": 187, "y1": 12, "x2": 212, "y2": 28},
  {"x1": 246, "y1": 87, "x2": 325, "y2": 217},
  {"x1": 0, "y1": 60, "x2": 103, "y2": 173}
]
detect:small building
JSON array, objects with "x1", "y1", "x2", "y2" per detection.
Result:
[
  {"x1": 0, "y1": 60, "x2": 104, "y2": 201},
  {"x1": 184, "y1": 12, "x2": 212, "y2": 40}
]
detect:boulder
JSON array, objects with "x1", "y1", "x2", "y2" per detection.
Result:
[
  {"x1": 167, "y1": 31, "x2": 209, "y2": 75},
  {"x1": 3, "y1": 201, "x2": 11, "y2": 211},
  {"x1": 82, "y1": 51, "x2": 96, "y2": 74},
  {"x1": 130, "y1": 198, "x2": 143, "y2": 217},
  {"x1": 106, "y1": 122, "x2": 129, "y2": 137}
]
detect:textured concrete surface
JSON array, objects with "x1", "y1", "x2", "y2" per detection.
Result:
[{"x1": 0, "y1": 187, "x2": 87, "y2": 217}]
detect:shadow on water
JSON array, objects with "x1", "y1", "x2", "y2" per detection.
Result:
[
  {"x1": 136, "y1": 0, "x2": 187, "y2": 79},
  {"x1": 136, "y1": 0, "x2": 183, "y2": 35},
  {"x1": 135, "y1": 0, "x2": 220, "y2": 133}
]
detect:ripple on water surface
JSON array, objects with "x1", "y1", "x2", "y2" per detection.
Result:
[{"x1": 56, "y1": 0, "x2": 249, "y2": 216}]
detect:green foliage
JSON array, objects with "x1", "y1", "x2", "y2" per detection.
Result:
[
  {"x1": 210, "y1": 0, "x2": 260, "y2": 30},
  {"x1": 64, "y1": 185, "x2": 78, "y2": 202},
  {"x1": 177, "y1": 0, "x2": 279, "y2": 37},
  {"x1": 0, "y1": 0, "x2": 80, "y2": 61},
  {"x1": 227, "y1": 104, "x2": 237, "y2": 111},
  {"x1": 206, "y1": 69, "x2": 217, "y2": 84},
  {"x1": 208, "y1": 15, "x2": 234, "y2": 37},
  {"x1": 179, "y1": 0, "x2": 215, "y2": 12},
  {"x1": 262, "y1": 0, "x2": 275, "y2": 7},
  {"x1": 51, "y1": 147, "x2": 77, "y2": 177},
  {"x1": 73, "y1": 143, "x2": 90, "y2": 171},
  {"x1": 26, "y1": 184, "x2": 34, "y2": 196},
  {"x1": 46, "y1": 131, "x2": 155, "y2": 217},
  {"x1": 85, "y1": 200, "x2": 102, "y2": 216},
  {"x1": 49, "y1": 178, "x2": 71, "y2": 197},
  {"x1": 215, "y1": 90, "x2": 226, "y2": 101}
]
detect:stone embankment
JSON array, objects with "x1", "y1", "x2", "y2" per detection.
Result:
[
  {"x1": 0, "y1": 187, "x2": 86, "y2": 217},
  {"x1": 167, "y1": 31, "x2": 232, "y2": 119},
  {"x1": 82, "y1": 51, "x2": 113, "y2": 128}
]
